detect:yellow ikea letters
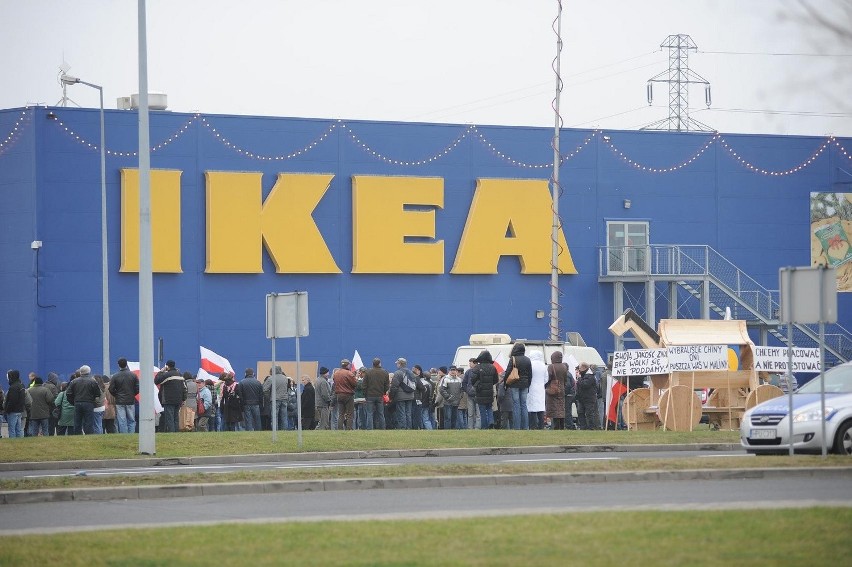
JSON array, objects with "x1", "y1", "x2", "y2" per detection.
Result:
[
  {"x1": 452, "y1": 178, "x2": 577, "y2": 275},
  {"x1": 205, "y1": 172, "x2": 340, "y2": 273},
  {"x1": 120, "y1": 172, "x2": 575, "y2": 275},
  {"x1": 352, "y1": 175, "x2": 444, "y2": 274},
  {"x1": 119, "y1": 168, "x2": 183, "y2": 273}
]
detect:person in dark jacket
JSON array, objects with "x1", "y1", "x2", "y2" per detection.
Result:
[
  {"x1": 504, "y1": 342, "x2": 532, "y2": 430},
  {"x1": 300, "y1": 374, "x2": 316, "y2": 430},
  {"x1": 67, "y1": 365, "x2": 102, "y2": 435},
  {"x1": 3, "y1": 370, "x2": 28, "y2": 438},
  {"x1": 413, "y1": 365, "x2": 434, "y2": 430},
  {"x1": 154, "y1": 360, "x2": 186, "y2": 433},
  {"x1": 363, "y1": 358, "x2": 389, "y2": 430},
  {"x1": 220, "y1": 372, "x2": 244, "y2": 431},
  {"x1": 546, "y1": 351, "x2": 568, "y2": 430},
  {"x1": 46, "y1": 372, "x2": 61, "y2": 435},
  {"x1": 470, "y1": 350, "x2": 498, "y2": 429},
  {"x1": 576, "y1": 362, "x2": 600, "y2": 430},
  {"x1": 240, "y1": 368, "x2": 263, "y2": 431},
  {"x1": 27, "y1": 376, "x2": 55, "y2": 437},
  {"x1": 109, "y1": 358, "x2": 139, "y2": 433}
]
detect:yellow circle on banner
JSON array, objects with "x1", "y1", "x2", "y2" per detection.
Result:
[{"x1": 727, "y1": 347, "x2": 739, "y2": 371}]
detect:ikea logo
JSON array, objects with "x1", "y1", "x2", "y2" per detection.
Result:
[{"x1": 120, "y1": 170, "x2": 576, "y2": 275}]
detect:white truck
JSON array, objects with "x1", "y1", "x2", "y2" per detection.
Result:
[{"x1": 452, "y1": 333, "x2": 605, "y2": 370}]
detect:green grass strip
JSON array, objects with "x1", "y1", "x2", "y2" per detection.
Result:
[
  {"x1": 1, "y1": 428, "x2": 740, "y2": 462},
  {"x1": 0, "y1": 508, "x2": 849, "y2": 565}
]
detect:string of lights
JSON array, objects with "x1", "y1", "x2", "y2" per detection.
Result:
[
  {"x1": 199, "y1": 117, "x2": 338, "y2": 161},
  {"x1": 47, "y1": 113, "x2": 199, "y2": 157},
  {"x1": 0, "y1": 107, "x2": 31, "y2": 157},
  {"x1": 717, "y1": 135, "x2": 831, "y2": 176},
  {"x1": 32, "y1": 108, "x2": 852, "y2": 174},
  {"x1": 340, "y1": 123, "x2": 472, "y2": 166},
  {"x1": 834, "y1": 137, "x2": 852, "y2": 161},
  {"x1": 604, "y1": 133, "x2": 719, "y2": 173},
  {"x1": 472, "y1": 126, "x2": 597, "y2": 169}
]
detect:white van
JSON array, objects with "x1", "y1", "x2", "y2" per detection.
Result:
[{"x1": 452, "y1": 333, "x2": 605, "y2": 370}]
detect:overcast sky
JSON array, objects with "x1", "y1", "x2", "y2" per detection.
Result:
[{"x1": 1, "y1": 0, "x2": 850, "y2": 136}]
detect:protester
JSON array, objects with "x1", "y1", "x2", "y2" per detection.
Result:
[
  {"x1": 27, "y1": 375, "x2": 55, "y2": 437},
  {"x1": 354, "y1": 367, "x2": 367, "y2": 430},
  {"x1": 545, "y1": 351, "x2": 568, "y2": 430},
  {"x1": 109, "y1": 358, "x2": 139, "y2": 434},
  {"x1": 527, "y1": 351, "x2": 547, "y2": 430},
  {"x1": 300, "y1": 375, "x2": 316, "y2": 430},
  {"x1": 154, "y1": 361, "x2": 186, "y2": 433},
  {"x1": 461, "y1": 358, "x2": 479, "y2": 429},
  {"x1": 333, "y1": 360, "x2": 357, "y2": 430},
  {"x1": 102, "y1": 376, "x2": 117, "y2": 433},
  {"x1": 54, "y1": 382, "x2": 75, "y2": 435},
  {"x1": 576, "y1": 362, "x2": 600, "y2": 430},
  {"x1": 439, "y1": 366, "x2": 463, "y2": 429},
  {"x1": 470, "y1": 351, "x2": 497, "y2": 430},
  {"x1": 239, "y1": 368, "x2": 263, "y2": 432},
  {"x1": 220, "y1": 373, "x2": 243, "y2": 431},
  {"x1": 262, "y1": 366, "x2": 287, "y2": 431},
  {"x1": 195, "y1": 377, "x2": 213, "y2": 432},
  {"x1": 390, "y1": 358, "x2": 417, "y2": 430},
  {"x1": 315, "y1": 367, "x2": 332, "y2": 430},
  {"x1": 67, "y1": 366, "x2": 100, "y2": 435},
  {"x1": 504, "y1": 342, "x2": 532, "y2": 430},
  {"x1": 363, "y1": 358, "x2": 389, "y2": 430},
  {"x1": 3, "y1": 370, "x2": 28, "y2": 438},
  {"x1": 93, "y1": 375, "x2": 107, "y2": 434}
]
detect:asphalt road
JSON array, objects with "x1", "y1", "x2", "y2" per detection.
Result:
[
  {"x1": 1, "y1": 449, "x2": 750, "y2": 480},
  {"x1": 2, "y1": 474, "x2": 849, "y2": 534}
]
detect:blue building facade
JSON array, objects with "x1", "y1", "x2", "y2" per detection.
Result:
[{"x1": 1, "y1": 105, "x2": 850, "y2": 386}]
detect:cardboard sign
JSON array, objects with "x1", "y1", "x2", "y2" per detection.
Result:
[
  {"x1": 665, "y1": 345, "x2": 728, "y2": 371},
  {"x1": 612, "y1": 349, "x2": 668, "y2": 377},
  {"x1": 753, "y1": 347, "x2": 821, "y2": 373}
]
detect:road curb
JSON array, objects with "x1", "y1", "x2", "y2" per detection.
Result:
[
  {"x1": 0, "y1": 443, "x2": 741, "y2": 472},
  {"x1": 1, "y1": 466, "x2": 848, "y2": 505}
]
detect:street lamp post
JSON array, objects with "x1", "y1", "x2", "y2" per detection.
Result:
[{"x1": 60, "y1": 75, "x2": 110, "y2": 377}]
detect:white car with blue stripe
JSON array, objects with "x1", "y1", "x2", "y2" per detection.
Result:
[{"x1": 741, "y1": 362, "x2": 852, "y2": 455}]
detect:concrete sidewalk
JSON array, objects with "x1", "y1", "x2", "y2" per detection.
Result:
[
  {"x1": 0, "y1": 442, "x2": 742, "y2": 472},
  {"x1": 2, "y1": 466, "x2": 849, "y2": 505}
]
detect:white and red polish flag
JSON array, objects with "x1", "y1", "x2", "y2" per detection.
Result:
[
  {"x1": 493, "y1": 351, "x2": 509, "y2": 375},
  {"x1": 199, "y1": 346, "x2": 234, "y2": 382},
  {"x1": 351, "y1": 350, "x2": 364, "y2": 372},
  {"x1": 127, "y1": 361, "x2": 164, "y2": 414}
]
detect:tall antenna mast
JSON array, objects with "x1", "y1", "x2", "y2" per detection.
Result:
[{"x1": 642, "y1": 34, "x2": 712, "y2": 131}]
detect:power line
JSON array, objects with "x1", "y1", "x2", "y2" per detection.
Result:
[
  {"x1": 693, "y1": 107, "x2": 852, "y2": 118},
  {"x1": 569, "y1": 105, "x2": 649, "y2": 127},
  {"x1": 700, "y1": 50, "x2": 852, "y2": 57},
  {"x1": 404, "y1": 53, "x2": 662, "y2": 121}
]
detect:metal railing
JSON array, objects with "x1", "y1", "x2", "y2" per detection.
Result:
[{"x1": 599, "y1": 244, "x2": 852, "y2": 363}]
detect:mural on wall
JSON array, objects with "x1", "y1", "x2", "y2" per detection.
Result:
[{"x1": 811, "y1": 192, "x2": 852, "y2": 291}]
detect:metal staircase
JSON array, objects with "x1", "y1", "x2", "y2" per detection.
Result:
[{"x1": 598, "y1": 245, "x2": 852, "y2": 366}]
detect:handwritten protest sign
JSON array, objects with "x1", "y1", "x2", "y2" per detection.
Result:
[
  {"x1": 612, "y1": 349, "x2": 668, "y2": 377},
  {"x1": 753, "y1": 346, "x2": 821, "y2": 373},
  {"x1": 665, "y1": 345, "x2": 728, "y2": 371}
]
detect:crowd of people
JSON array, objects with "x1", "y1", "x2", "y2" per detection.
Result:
[{"x1": 1, "y1": 341, "x2": 614, "y2": 437}]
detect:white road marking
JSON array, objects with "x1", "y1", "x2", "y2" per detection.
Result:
[
  {"x1": 23, "y1": 461, "x2": 396, "y2": 478},
  {"x1": 503, "y1": 457, "x2": 620, "y2": 463}
]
